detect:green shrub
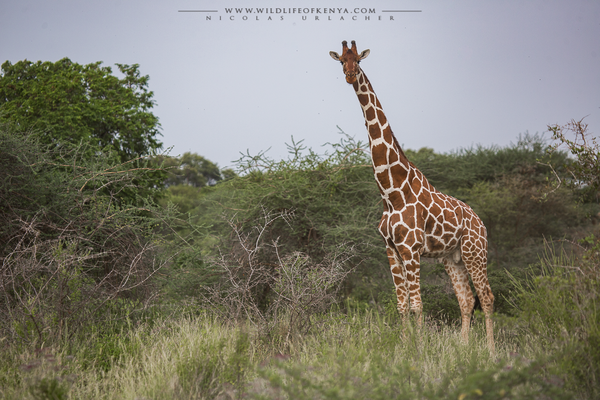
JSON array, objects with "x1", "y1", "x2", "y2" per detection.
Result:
[
  {"x1": 192, "y1": 132, "x2": 390, "y2": 305},
  {"x1": 0, "y1": 125, "x2": 190, "y2": 345},
  {"x1": 510, "y1": 236, "x2": 600, "y2": 397},
  {"x1": 182, "y1": 132, "x2": 589, "y2": 314}
]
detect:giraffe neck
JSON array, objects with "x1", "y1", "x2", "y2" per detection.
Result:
[{"x1": 353, "y1": 69, "x2": 412, "y2": 195}]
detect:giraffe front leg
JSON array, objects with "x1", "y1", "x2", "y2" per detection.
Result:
[
  {"x1": 397, "y1": 247, "x2": 423, "y2": 328},
  {"x1": 387, "y1": 247, "x2": 409, "y2": 321}
]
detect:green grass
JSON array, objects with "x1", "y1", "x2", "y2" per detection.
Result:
[{"x1": 0, "y1": 307, "x2": 574, "y2": 400}]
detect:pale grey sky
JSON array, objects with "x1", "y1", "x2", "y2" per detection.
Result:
[{"x1": 1, "y1": 0, "x2": 599, "y2": 169}]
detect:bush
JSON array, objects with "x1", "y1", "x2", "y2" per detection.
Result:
[
  {"x1": 0, "y1": 125, "x2": 184, "y2": 344},
  {"x1": 186, "y1": 132, "x2": 590, "y2": 317},
  {"x1": 509, "y1": 236, "x2": 600, "y2": 397},
  {"x1": 192, "y1": 132, "x2": 390, "y2": 304},
  {"x1": 406, "y1": 132, "x2": 571, "y2": 192},
  {"x1": 201, "y1": 209, "x2": 355, "y2": 342}
]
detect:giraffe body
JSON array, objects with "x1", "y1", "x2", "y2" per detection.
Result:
[{"x1": 330, "y1": 41, "x2": 494, "y2": 352}]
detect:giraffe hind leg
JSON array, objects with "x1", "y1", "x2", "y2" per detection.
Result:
[
  {"x1": 441, "y1": 254, "x2": 475, "y2": 343},
  {"x1": 461, "y1": 248, "x2": 495, "y2": 353},
  {"x1": 469, "y1": 270, "x2": 495, "y2": 353}
]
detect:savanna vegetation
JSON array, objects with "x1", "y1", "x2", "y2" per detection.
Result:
[{"x1": 1, "y1": 59, "x2": 599, "y2": 399}]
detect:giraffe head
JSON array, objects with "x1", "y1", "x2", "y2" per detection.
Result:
[{"x1": 330, "y1": 40, "x2": 370, "y2": 84}]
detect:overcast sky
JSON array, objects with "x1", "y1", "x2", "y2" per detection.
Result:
[{"x1": 1, "y1": 0, "x2": 599, "y2": 169}]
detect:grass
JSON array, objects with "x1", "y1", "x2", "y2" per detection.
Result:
[{"x1": 0, "y1": 306, "x2": 574, "y2": 400}]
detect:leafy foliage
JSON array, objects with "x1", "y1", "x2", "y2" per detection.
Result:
[{"x1": 0, "y1": 58, "x2": 162, "y2": 162}]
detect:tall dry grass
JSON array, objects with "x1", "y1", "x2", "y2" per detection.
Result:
[{"x1": 0, "y1": 305, "x2": 573, "y2": 399}]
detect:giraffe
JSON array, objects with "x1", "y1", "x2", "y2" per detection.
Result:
[{"x1": 330, "y1": 40, "x2": 495, "y2": 352}]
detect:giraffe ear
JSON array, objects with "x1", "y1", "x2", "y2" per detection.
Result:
[
  {"x1": 359, "y1": 49, "x2": 370, "y2": 61},
  {"x1": 329, "y1": 51, "x2": 341, "y2": 61}
]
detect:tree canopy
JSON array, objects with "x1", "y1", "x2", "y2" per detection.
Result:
[
  {"x1": 159, "y1": 152, "x2": 226, "y2": 188},
  {"x1": 0, "y1": 58, "x2": 162, "y2": 161}
]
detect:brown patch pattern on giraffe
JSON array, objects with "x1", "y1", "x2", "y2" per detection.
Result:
[{"x1": 330, "y1": 40, "x2": 495, "y2": 353}]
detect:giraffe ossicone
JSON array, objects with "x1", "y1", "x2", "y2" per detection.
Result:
[{"x1": 330, "y1": 40, "x2": 495, "y2": 352}]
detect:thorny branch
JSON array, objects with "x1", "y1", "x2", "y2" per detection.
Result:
[
  {"x1": 202, "y1": 208, "x2": 356, "y2": 339},
  {"x1": 548, "y1": 117, "x2": 599, "y2": 190}
]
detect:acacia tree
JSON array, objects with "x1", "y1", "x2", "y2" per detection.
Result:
[
  {"x1": 159, "y1": 152, "x2": 224, "y2": 187},
  {"x1": 155, "y1": 152, "x2": 237, "y2": 215},
  {"x1": 548, "y1": 118, "x2": 600, "y2": 191},
  {"x1": 0, "y1": 58, "x2": 162, "y2": 161}
]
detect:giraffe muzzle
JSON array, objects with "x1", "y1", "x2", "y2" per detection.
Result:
[{"x1": 345, "y1": 72, "x2": 357, "y2": 84}]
